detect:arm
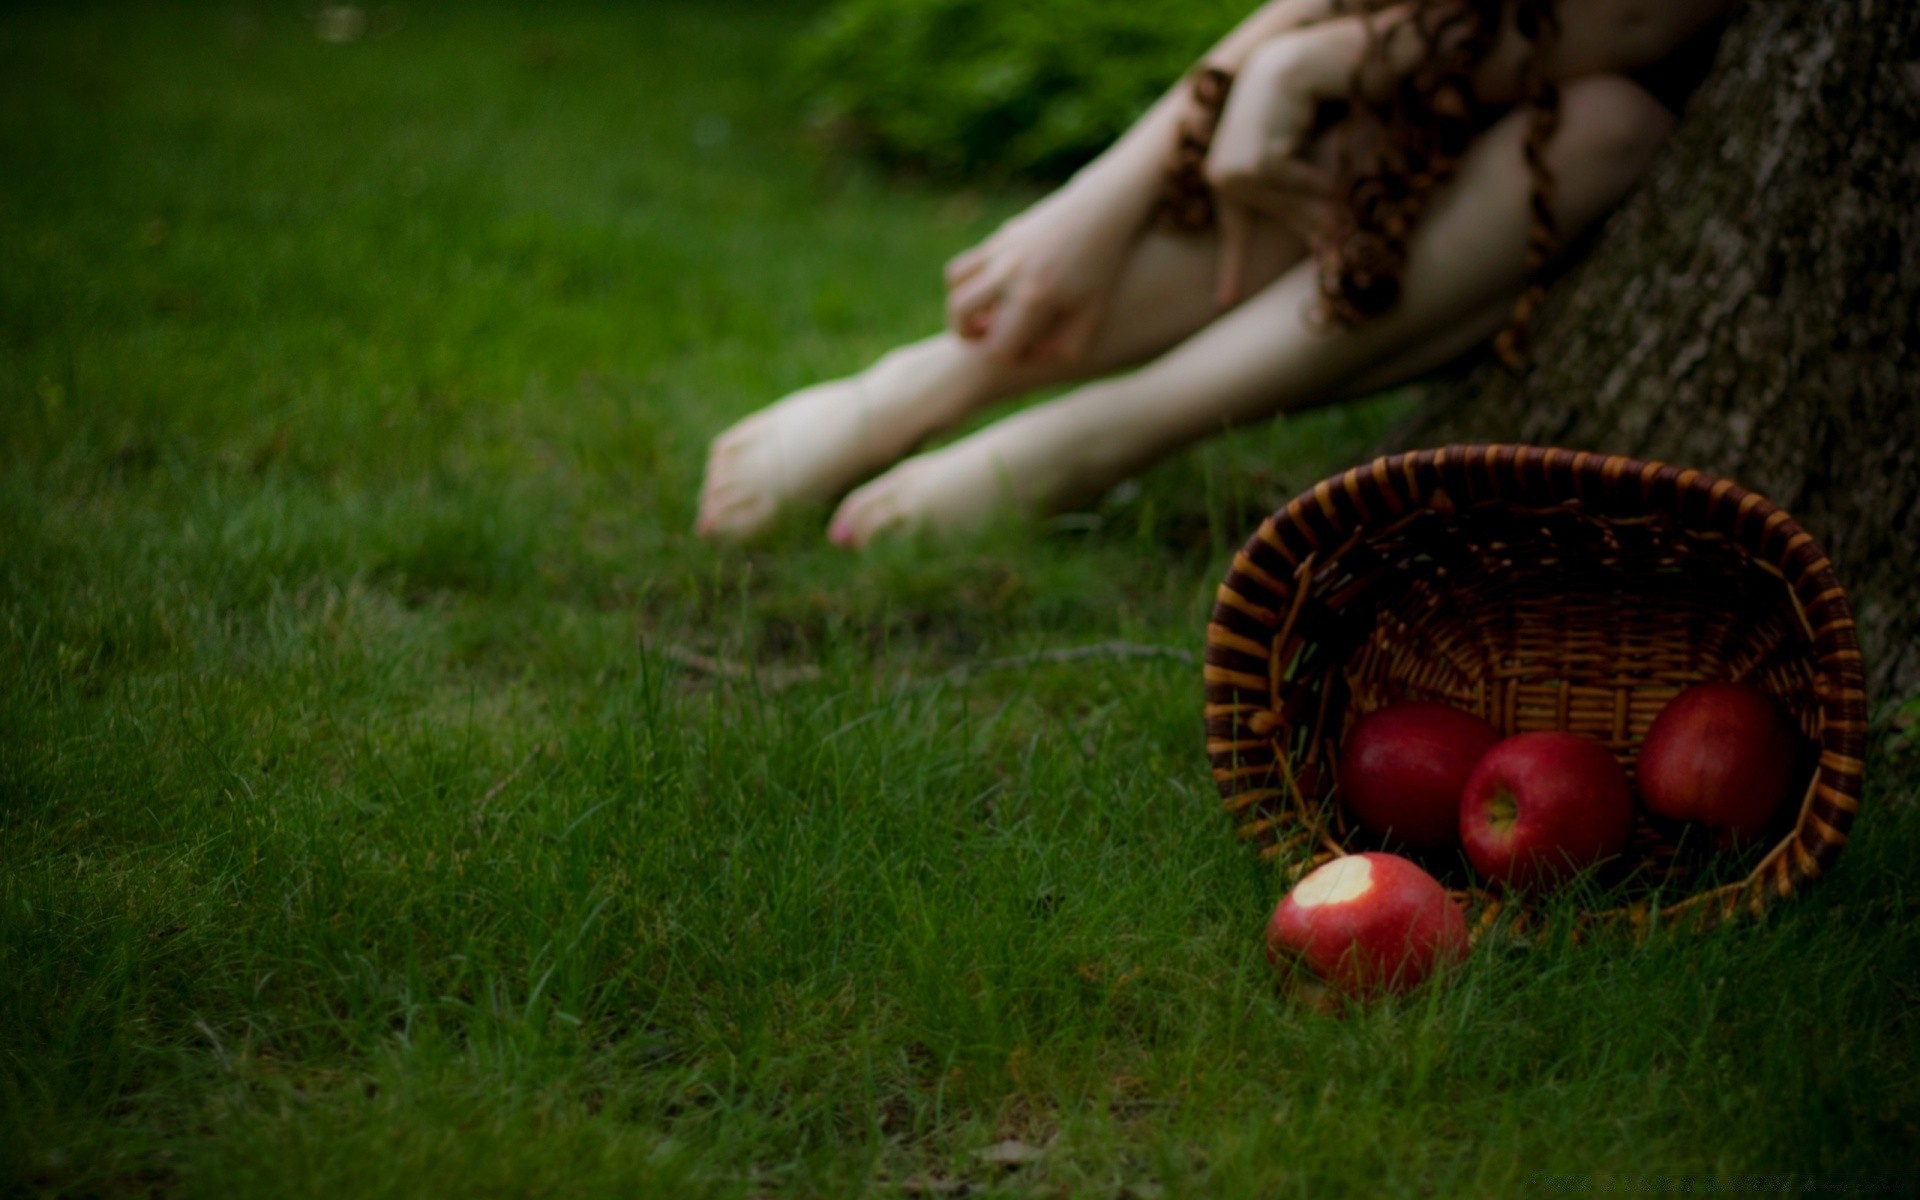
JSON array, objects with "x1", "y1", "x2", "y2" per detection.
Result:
[
  {"x1": 1065, "y1": 0, "x2": 1340, "y2": 204},
  {"x1": 1240, "y1": 0, "x2": 1735, "y2": 107},
  {"x1": 1486, "y1": 0, "x2": 1739, "y2": 98},
  {"x1": 1202, "y1": 0, "x2": 1735, "y2": 297},
  {"x1": 945, "y1": 0, "x2": 1339, "y2": 362}
]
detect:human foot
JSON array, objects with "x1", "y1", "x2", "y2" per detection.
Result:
[
  {"x1": 826, "y1": 413, "x2": 1104, "y2": 548},
  {"x1": 696, "y1": 343, "x2": 980, "y2": 541}
]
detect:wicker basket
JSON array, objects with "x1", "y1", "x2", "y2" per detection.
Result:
[{"x1": 1204, "y1": 445, "x2": 1869, "y2": 931}]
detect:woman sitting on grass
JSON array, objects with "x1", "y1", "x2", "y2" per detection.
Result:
[{"x1": 697, "y1": 0, "x2": 1731, "y2": 547}]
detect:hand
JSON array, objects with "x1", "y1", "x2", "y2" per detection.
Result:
[
  {"x1": 943, "y1": 175, "x2": 1142, "y2": 365},
  {"x1": 1204, "y1": 34, "x2": 1340, "y2": 305}
]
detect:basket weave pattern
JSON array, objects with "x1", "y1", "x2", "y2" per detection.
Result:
[{"x1": 1204, "y1": 445, "x2": 1869, "y2": 928}]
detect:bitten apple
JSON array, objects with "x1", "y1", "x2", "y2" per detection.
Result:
[
  {"x1": 1265, "y1": 852, "x2": 1469, "y2": 997},
  {"x1": 1636, "y1": 681, "x2": 1802, "y2": 841},
  {"x1": 1460, "y1": 733, "x2": 1634, "y2": 892},
  {"x1": 1338, "y1": 702, "x2": 1503, "y2": 851}
]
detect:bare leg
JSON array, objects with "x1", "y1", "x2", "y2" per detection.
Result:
[
  {"x1": 695, "y1": 215, "x2": 1309, "y2": 540},
  {"x1": 830, "y1": 75, "x2": 1674, "y2": 545},
  {"x1": 696, "y1": 0, "x2": 1354, "y2": 542}
]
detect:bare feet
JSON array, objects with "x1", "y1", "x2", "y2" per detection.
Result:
[
  {"x1": 827, "y1": 407, "x2": 1105, "y2": 547},
  {"x1": 695, "y1": 377, "x2": 876, "y2": 540},
  {"x1": 696, "y1": 341, "x2": 982, "y2": 541}
]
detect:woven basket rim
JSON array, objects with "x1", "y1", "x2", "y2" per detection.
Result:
[{"x1": 1204, "y1": 443, "x2": 1870, "y2": 930}]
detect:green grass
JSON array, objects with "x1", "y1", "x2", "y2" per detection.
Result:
[{"x1": 3, "y1": 2, "x2": 1917, "y2": 1196}]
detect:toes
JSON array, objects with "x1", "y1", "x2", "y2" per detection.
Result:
[
  {"x1": 830, "y1": 475, "x2": 911, "y2": 549},
  {"x1": 703, "y1": 481, "x2": 765, "y2": 518},
  {"x1": 702, "y1": 370, "x2": 919, "y2": 544},
  {"x1": 856, "y1": 503, "x2": 908, "y2": 547},
  {"x1": 828, "y1": 485, "x2": 879, "y2": 548},
  {"x1": 700, "y1": 420, "x2": 777, "y2": 535},
  {"x1": 827, "y1": 491, "x2": 868, "y2": 547},
  {"x1": 697, "y1": 465, "x2": 781, "y2": 539},
  {"x1": 697, "y1": 470, "x2": 737, "y2": 512},
  {"x1": 699, "y1": 492, "x2": 776, "y2": 542}
]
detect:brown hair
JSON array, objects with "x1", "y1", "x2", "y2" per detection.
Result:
[{"x1": 1159, "y1": 0, "x2": 1563, "y2": 369}]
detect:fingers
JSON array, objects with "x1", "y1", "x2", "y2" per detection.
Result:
[
  {"x1": 1204, "y1": 53, "x2": 1331, "y2": 283},
  {"x1": 945, "y1": 207, "x2": 1031, "y2": 291},
  {"x1": 1209, "y1": 144, "x2": 1332, "y2": 213},
  {"x1": 1212, "y1": 152, "x2": 1336, "y2": 296},
  {"x1": 946, "y1": 260, "x2": 1011, "y2": 341},
  {"x1": 1215, "y1": 199, "x2": 1254, "y2": 308},
  {"x1": 960, "y1": 302, "x2": 997, "y2": 342},
  {"x1": 981, "y1": 279, "x2": 1057, "y2": 364},
  {"x1": 948, "y1": 256, "x2": 1060, "y2": 355},
  {"x1": 1208, "y1": 136, "x2": 1291, "y2": 309},
  {"x1": 943, "y1": 244, "x2": 989, "y2": 290}
]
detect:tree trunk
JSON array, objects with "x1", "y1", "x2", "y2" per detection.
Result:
[{"x1": 1392, "y1": 0, "x2": 1919, "y2": 712}]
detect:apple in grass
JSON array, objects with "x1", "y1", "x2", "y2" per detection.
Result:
[
  {"x1": 1338, "y1": 702, "x2": 1503, "y2": 851},
  {"x1": 1265, "y1": 852, "x2": 1469, "y2": 997},
  {"x1": 1460, "y1": 733, "x2": 1635, "y2": 892},
  {"x1": 1636, "y1": 681, "x2": 1803, "y2": 842}
]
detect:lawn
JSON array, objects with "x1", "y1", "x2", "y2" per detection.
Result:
[{"x1": 3, "y1": 2, "x2": 1917, "y2": 1196}]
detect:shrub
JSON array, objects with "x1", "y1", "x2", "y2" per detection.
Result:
[{"x1": 798, "y1": 0, "x2": 1248, "y2": 182}]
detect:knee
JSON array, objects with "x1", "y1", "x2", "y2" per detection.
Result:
[{"x1": 1553, "y1": 75, "x2": 1674, "y2": 183}]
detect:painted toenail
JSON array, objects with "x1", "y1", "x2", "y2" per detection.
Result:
[{"x1": 830, "y1": 520, "x2": 854, "y2": 546}]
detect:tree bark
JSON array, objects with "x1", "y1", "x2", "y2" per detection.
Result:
[{"x1": 1391, "y1": 0, "x2": 1919, "y2": 712}]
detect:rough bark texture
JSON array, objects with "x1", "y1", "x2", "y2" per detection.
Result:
[{"x1": 1393, "y1": 0, "x2": 1919, "y2": 712}]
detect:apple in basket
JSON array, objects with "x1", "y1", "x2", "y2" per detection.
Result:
[
  {"x1": 1266, "y1": 853, "x2": 1468, "y2": 997},
  {"x1": 1636, "y1": 681, "x2": 1803, "y2": 843},
  {"x1": 1338, "y1": 701, "x2": 1502, "y2": 851},
  {"x1": 1459, "y1": 732, "x2": 1635, "y2": 892}
]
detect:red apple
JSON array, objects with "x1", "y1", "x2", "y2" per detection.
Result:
[
  {"x1": 1636, "y1": 681, "x2": 1802, "y2": 841},
  {"x1": 1338, "y1": 702, "x2": 1502, "y2": 851},
  {"x1": 1460, "y1": 733, "x2": 1634, "y2": 892},
  {"x1": 1265, "y1": 852, "x2": 1469, "y2": 997}
]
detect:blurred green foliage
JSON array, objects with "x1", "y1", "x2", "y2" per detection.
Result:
[{"x1": 800, "y1": 0, "x2": 1249, "y2": 180}]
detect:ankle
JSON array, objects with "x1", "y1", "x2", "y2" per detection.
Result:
[
  {"x1": 984, "y1": 398, "x2": 1115, "y2": 510},
  {"x1": 864, "y1": 338, "x2": 990, "y2": 432}
]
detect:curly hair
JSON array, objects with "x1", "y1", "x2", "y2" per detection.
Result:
[{"x1": 1158, "y1": 0, "x2": 1563, "y2": 369}]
